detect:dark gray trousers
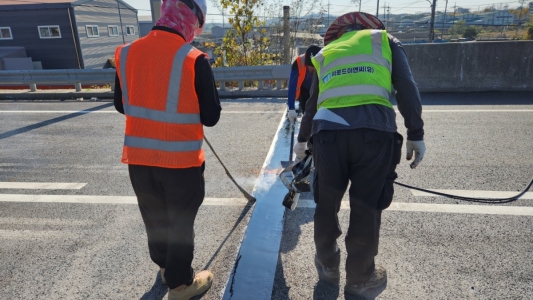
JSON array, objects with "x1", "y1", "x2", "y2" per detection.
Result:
[
  {"x1": 128, "y1": 163, "x2": 205, "y2": 289},
  {"x1": 312, "y1": 128, "x2": 395, "y2": 285}
]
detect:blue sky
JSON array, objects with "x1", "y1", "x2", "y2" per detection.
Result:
[{"x1": 127, "y1": 0, "x2": 527, "y2": 23}]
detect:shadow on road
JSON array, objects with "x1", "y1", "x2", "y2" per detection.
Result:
[
  {"x1": 313, "y1": 280, "x2": 340, "y2": 300},
  {"x1": 139, "y1": 271, "x2": 167, "y2": 300},
  {"x1": 0, "y1": 102, "x2": 113, "y2": 140}
]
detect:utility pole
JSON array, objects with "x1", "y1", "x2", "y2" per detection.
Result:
[
  {"x1": 428, "y1": 0, "x2": 437, "y2": 42},
  {"x1": 387, "y1": 5, "x2": 391, "y2": 31},
  {"x1": 119, "y1": 0, "x2": 126, "y2": 43},
  {"x1": 359, "y1": 0, "x2": 362, "y2": 12},
  {"x1": 440, "y1": 0, "x2": 448, "y2": 40},
  {"x1": 451, "y1": 3, "x2": 456, "y2": 37},
  {"x1": 516, "y1": 0, "x2": 526, "y2": 36},
  {"x1": 383, "y1": 2, "x2": 386, "y2": 21},
  {"x1": 149, "y1": 0, "x2": 161, "y2": 27},
  {"x1": 283, "y1": 6, "x2": 290, "y2": 65},
  {"x1": 328, "y1": 0, "x2": 329, "y2": 26},
  {"x1": 376, "y1": 0, "x2": 380, "y2": 17}
]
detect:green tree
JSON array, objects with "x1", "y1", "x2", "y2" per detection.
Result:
[
  {"x1": 463, "y1": 26, "x2": 478, "y2": 39},
  {"x1": 213, "y1": 0, "x2": 278, "y2": 67},
  {"x1": 450, "y1": 20, "x2": 466, "y2": 38},
  {"x1": 526, "y1": 15, "x2": 533, "y2": 40}
]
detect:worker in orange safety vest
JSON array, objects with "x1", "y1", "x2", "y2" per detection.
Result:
[
  {"x1": 286, "y1": 45, "x2": 322, "y2": 122},
  {"x1": 113, "y1": 0, "x2": 221, "y2": 299}
]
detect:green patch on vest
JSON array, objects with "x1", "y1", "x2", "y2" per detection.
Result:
[{"x1": 322, "y1": 66, "x2": 375, "y2": 84}]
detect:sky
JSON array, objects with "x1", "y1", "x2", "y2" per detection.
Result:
[{"x1": 126, "y1": 0, "x2": 528, "y2": 23}]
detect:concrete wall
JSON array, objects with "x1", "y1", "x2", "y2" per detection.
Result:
[{"x1": 404, "y1": 41, "x2": 533, "y2": 92}]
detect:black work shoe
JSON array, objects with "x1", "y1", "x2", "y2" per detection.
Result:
[
  {"x1": 345, "y1": 265, "x2": 387, "y2": 296},
  {"x1": 314, "y1": 254, "x2": 340, "y2": 284}
]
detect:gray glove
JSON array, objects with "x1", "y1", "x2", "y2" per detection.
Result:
[
  {"x1": 406, "y1": 140, "x2": 426, "y2": 169},
  {"x1": 293, "y1": 142, "x2": 307, "y2": 160}
]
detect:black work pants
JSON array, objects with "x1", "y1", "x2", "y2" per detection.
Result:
[
  {"x1": 312, "y1": 129, "x2": 394, "y2": 285},
  {"x1": 128, "y1": 163, "x2": 205, "y2": 289},
  {"x1": 298, "y1": 88, "x2": 310, "y2": 114}
]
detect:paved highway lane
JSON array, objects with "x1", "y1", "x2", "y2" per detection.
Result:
[
  {"x1": 0, "y1": 98, "x2": 286, "y2": 300},
  {"x1": 274, "y1": 92, "x2": 533, "y2": 300},
  {"x1": 1, "y1": 92, "x2": 533, "y2": 300}
]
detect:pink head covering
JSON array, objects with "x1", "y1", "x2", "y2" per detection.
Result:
[{"x1": 155, "y1": 0, "x2": 199, "y2": 43}]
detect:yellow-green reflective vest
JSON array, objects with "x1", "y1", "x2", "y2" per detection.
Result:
[{"x1": 312, "y1": 29, "x2": 393, "y2": 111}]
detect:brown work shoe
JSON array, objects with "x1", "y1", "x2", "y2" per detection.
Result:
[
  {"x1": 167, "y1": 270, "x2": 213, "y2": 300},
  {"x1": 161, "y1": 268, "x2": 166, "y2": 285},
  {"x1": 345, "y1": 265, "x2": 387, "y2": 296},
  {"x1": 314, "y1": 254, "x2": 340, "y2": 284}
]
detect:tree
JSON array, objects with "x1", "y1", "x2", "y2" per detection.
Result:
[
  {"x1": 213, "y1": 0, "x2": 278, "y2": 66},
  {"x1": 266, "y1": 0, "x2": 326, "y2": 64},
  {"x1": 526, "y1": 15, "x2": 533, "y2": 39},
  {"x1": 450, "y1": 20, "x2": 466, "y2": 38},
  {"x1": 463, "y1": 26, "x2": 478, "y2": 39}
]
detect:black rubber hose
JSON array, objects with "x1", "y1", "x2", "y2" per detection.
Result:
[
  {"x1": 394, "y1": 176, "x2": 533, "y2": 204},
  {"x1": 204, "y1": 136, "x2": 256, "y2": 202}
]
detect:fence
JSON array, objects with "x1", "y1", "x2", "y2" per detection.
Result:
[
  {"x1": 2, "y1": 40, "x2": 533, "y2": 100},
  {"x1": 0, "y1": 65, "x2": 292, "y2": 98}
]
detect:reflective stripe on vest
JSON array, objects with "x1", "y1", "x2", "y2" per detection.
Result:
[
  {"x1": 295, "y1": 54, "x2": 306, "y2": 100},
  {"x1": 124, "y1": 136, "x2": 203, "y2": 152},
  {"x1": 312, "y1": 30, "x2": 393, "y2": 112},
  {"x1": 119, "y1": 44, "x2": 200, "y2": 125}
]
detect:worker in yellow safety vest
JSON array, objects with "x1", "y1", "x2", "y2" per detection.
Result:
[{"x1": 294, "y1": 11, "x2": 426, "y2": 297}]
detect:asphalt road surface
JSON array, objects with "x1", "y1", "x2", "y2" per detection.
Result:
[{"x1": 1, "y1": 92, "x2": 532, "y2": 300}]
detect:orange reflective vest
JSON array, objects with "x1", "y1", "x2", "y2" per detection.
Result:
[
  {"x1": 115, "y1": 30, "x2": 205, "y2": 168},
  {"x1": 295, "y1": 54, "x2": 307, "y2": 100}
]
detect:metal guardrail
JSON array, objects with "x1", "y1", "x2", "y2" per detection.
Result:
[
  {"x1": 0, "y1": 65, "x2": 291, "y2": 94},
  {"x1": 212, "y1": 65, "x2": 290, "y2": 91},
  {"x1": 0, "y1": 69, "x2": 116, "y2": 92}
]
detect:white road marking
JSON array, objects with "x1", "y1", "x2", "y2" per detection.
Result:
[
  {"x1": 0, "y1": 230, "x2": 79, "y2": 239},
  {"x1": 0, "y1": 182, "x2": 87, "y2": 189},
  {"x1": 0, "y1": 194, "x2": 250, "y2": 205},
  {"x1": 297, "y1": 200, "x2": 533, "y2": 216},
  {"x1": 223, "y1": 111, "x2": 286, "y2": 114},
  {"x1": 0, "y1": 110, "x2": 110, "y2": 113},
  {"x1": 410, "y1": 189, "x2": 533, "y2": 199},
  {"x1": 3, "y1": 109, "x2": 532, "y2": 114},
  {"x1": 0, "y1": 110, "x2": 284, "y2": 114},
  {"x1": 0, "y1": 218, "x2": 92, "y2": 226},
  {"x1": 420, "y1": 109, "x2": 533, "y2": 113}
]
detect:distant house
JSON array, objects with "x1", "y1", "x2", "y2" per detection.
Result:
[
  {"x1": 0, "y1": 0, "x2": 138, "y2": 69},
  {"x1": 211, "y1": 26, "x2": 232, "y2": 41},
  {"x1": 138, "y1": 15, "x2": 153, "y2": 37}
]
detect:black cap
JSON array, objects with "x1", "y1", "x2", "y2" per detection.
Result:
[{"x1": 304, "y1": 45, "x2": 322, "y2": 66}]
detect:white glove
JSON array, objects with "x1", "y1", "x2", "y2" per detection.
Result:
[
  {"x1": 293, "y1": 142, "x2": 307, "y2": 160},
  {"x1": 406, "y1": 140, "x2": 426, "y2": 169},
  {"x1": 287, "y1": 109, "x2": 297, "y2": 123}
]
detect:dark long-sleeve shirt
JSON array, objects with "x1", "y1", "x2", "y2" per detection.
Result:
[
  {"x1": 298, "y1": 33, "x2": 424, "y2": 142},
  {"x1": 114, "y1": 26, "x2": 221, "y2": 127},
  {"x1": 287, "y1": 59, "x2": 313, "y2": 110}
]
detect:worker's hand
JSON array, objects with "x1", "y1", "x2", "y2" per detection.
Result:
[
  {"x1": 406, "y1": 140, "x2": 426, "y2": 169},
  {"x1": 293, "y1": 142, "x2": 307, "y2": 160},
  {"x1": 287, "y1": 109, "x2": 298, "y2": 123}
]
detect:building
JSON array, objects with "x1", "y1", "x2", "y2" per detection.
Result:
[
  {"x1": 138, "y1": 15, "x2": 153, "y2": 37},
  {"x1": 0, "y1": 0, "x2": 138, "y2": 69}
]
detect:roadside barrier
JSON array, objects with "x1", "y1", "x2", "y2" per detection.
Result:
[{"x1": 0, "y1": 65, "x2": 292, "y2": 98}]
